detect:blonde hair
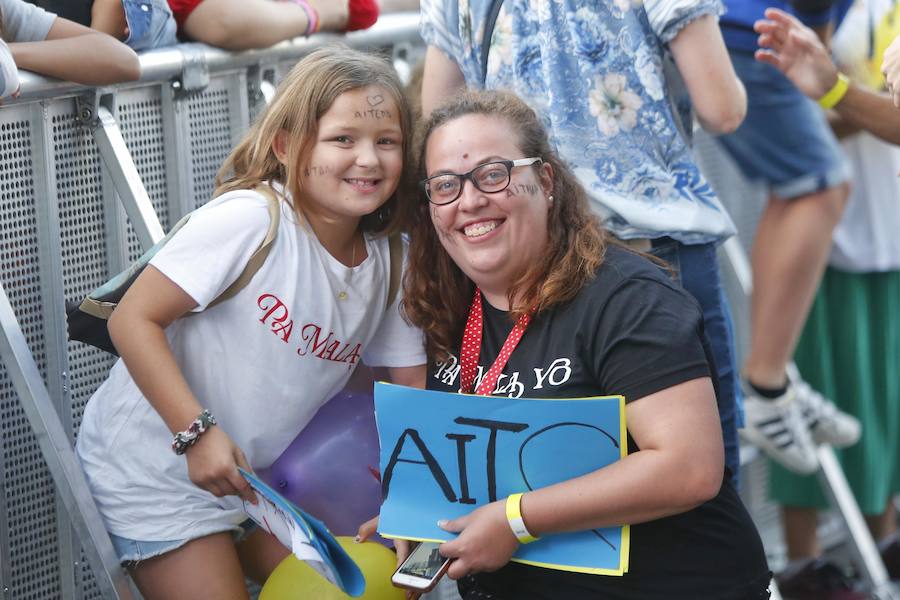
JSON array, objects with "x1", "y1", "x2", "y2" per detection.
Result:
[{"x1": 215, "y1": 45, "x2": 414, "y2": 235}]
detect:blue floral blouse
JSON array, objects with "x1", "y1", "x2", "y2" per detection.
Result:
[{"x1": 420, "y1": 0, "x2": 736, "y2": 244}]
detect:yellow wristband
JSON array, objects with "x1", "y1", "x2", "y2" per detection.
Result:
[
  {"x1": 818, "y1": 73, "x2": 849, "y2": 109},
  {"x1": 505, "y1": 493, "x2": 539, "y2": 544}
]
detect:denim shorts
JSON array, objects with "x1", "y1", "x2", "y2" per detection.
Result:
[
  {"x1": 717, "y1": 50, "x2": 850, "y2": 200},
  {"x1": 109, "y1": 518, "x2": 257, "y2": 566},
  {"x1": 122, "y1": 0, "x2": 179, "y2": 52},
  {"x1": 650, "y1": 238, "x2": 742, "y2": 485}
]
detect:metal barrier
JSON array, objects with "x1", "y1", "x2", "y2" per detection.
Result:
[{"x1": 0, "y1": 14, "x2": 422, "y2": 599}]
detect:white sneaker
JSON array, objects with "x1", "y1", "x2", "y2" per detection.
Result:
[
  {"x1": 739, "y1": 380, "x2": 819, "y2": 474},
  {"x1": 792, "y1": 378, "x2": 861, "y2": 448}
]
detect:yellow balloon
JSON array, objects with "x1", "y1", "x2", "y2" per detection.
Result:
[{"x1": 260, "y1": 537, "x2": 405, "y2": 600}]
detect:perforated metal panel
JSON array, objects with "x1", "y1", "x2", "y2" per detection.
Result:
[
  {"x1": 187, "y1": 76, "x2": 245, "y2": 208},
  {"x1": 0, "y1": 105, "x2": 63, "y2": 600},
  {"x1": 51, "y1": 101, "x2": 116, "y2": 438},
  {"x1": 0, "y1": 23, "x2": 424, "y2": 599},
  {"x1": 117, "y1": 87, "x2": 172, "y2": 262}
]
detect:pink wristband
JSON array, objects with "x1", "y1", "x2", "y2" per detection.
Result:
[{"x1": 292, "y1": 0, "x2": 320, "y2": 35}]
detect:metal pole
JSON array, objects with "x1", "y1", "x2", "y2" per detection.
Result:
[
  {"x1": 721, "y1": 236, "x2": 898, "y2": 598},
  {"x1": 91, "y1": 105, "x2": 165, "y2": 250},
  {"x1": 0, "y1": 283, "x2": 134, "y2": 600}
]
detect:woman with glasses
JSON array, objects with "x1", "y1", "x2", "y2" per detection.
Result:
[{"x1": 401, "y1": 90, "x2": 771, "y2": 599}]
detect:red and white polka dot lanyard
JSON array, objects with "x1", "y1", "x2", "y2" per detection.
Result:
[{"x1": 459, "y1": 288, "x2": 533, "y2": 395}]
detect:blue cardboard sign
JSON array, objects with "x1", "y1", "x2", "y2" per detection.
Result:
[{"x1": 374, "y1": 382, "x2": 629, "y2": 575}]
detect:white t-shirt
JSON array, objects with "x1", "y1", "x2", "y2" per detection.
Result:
[
  {"x1": 829, "y1": 0, "x2": 900, "y2": 272},
  {"x1": 76, "y1": 187, "x2": 425, "y2": 541}
]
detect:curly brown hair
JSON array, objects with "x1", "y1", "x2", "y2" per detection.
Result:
[
  {"x1": 215, "y1": 44, "x2": 415, "y2": 237},
  {"x1": 403, "y1": 90, "x2": 610, "y2": 361}
]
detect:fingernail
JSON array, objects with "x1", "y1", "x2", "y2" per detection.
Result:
[
  {"x1": 437, "y1": 519, "x2": 448, "y2": 528},
  {"x1": 354, "y1": 535, "x2": 361, "y2": 543}
]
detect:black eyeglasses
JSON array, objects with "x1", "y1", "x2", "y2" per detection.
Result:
[{"x1": 421, "y1": 157, "x2": 543, "y2": 205}]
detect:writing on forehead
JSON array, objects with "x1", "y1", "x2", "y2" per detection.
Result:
[
  {"x1": 354, "y1": 109, "x2": 393, "y2": 120},
  {"x1": 305, "y1": 165, "x2": 334, "y2": 177},
  {"x1": 367, "y1": 94, "x2": 385, "y2": 107},
  {"x1": 507, "y1": 183, "x2": 539, "y2": 196}
]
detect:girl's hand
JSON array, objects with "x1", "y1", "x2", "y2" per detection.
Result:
[
  {"x1": 184, "y1": 426, "x2": 256, "y2": 503},
  {"x1": 356, "y1": 515, "x2": 416, "y2": 566},
  {"x1": 437, "y1": 501, "x2": 518, "y2": 579},
  {"x1": 356, "y1": 516, "x2": 420, "y2": 599}
]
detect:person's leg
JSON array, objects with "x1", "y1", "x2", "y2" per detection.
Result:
[
  {"x1": 781, "y1": 506, "x2": 821, "y2": 560},
  {"x1": 182, "y1": 0, "x2": 349, "y2": 50},
  {"x1": 236, "y1": 527, "x2": 291, "y2": 584},
  {"x1": 866, "y1": 500, "x2": 897, "y2": 541},
  {"x1": 129, "y1": 531, "x2": 251, "y2": 600},
  {"x1": 743, "y1": 186, "x2": 848, "y2": 389},
  {"x1": 716, "y1": 50, "x2": 858, "y2": 473}
]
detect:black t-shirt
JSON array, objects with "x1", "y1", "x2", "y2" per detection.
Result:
[
  {"x1": 23, "y1": 0, "x2": 92, "y2": 25},
  {"x1": 427, "y1": 246, "x2": 769, "y2": 599}
]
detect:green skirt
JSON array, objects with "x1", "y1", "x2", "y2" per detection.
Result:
[{"x1": 769, "y1": 267, "x2": 900, "y2": 514}]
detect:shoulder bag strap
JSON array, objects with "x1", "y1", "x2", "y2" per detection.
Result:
[
  {"x1": 208, "y1": 186, "x2": 281, "y2": 309},
  {"x1": 481, "y1": 0, "x2": 505, "y2": 86}
]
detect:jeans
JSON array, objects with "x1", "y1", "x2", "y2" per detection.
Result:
[
  {"x1": 122, "y1": 0, "x2": 179, "y2": 52},
  {"x1": 650, "y1": 238, "x2": 742, "y2": 484}
]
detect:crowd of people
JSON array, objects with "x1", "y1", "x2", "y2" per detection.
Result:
[{"x1": 2, "y1": 0, "x2": 900, "y2": 599}]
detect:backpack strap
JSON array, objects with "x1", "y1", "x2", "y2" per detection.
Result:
[
  {"x1": 386, "y1": 233, "x2": 402, "y2": 310},
  {"x1": 480, "y1": 0, "x2": 505, "y2": 86},
  {"x1": 208, "y1": 186, "x2": 281, "y2": 309}
]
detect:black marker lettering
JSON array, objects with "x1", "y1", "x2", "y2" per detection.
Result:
[
  {"x1": 382, "y1": 429, "x2": 457, "y2": 502},
  {"x1": 446, "y1": 433, "x2": 477, "y2": 504},
  {"x1": 353, "y1": 109, "x2": 393, "y2": 120},
  {"x1": 454, "y1": 417, "x2": 529, "y2": 502}
]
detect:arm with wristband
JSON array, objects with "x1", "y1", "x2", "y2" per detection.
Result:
[
  {"x1": 105, "y1": 198, "x2": 274, "y2": 505},
  {"x1": 436, "y1": 279, "x2": 724, "y2": 579},
  {"x1": 755, "y1": 8, "x2": 900, "y2": 145},
  {"x1": 436, "y1": 378, "x2": 724, "y2": 579},
  {"x1": 109, "y1": 265, "x2": 256, "y2": 504}
]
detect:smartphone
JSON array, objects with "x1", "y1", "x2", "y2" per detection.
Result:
[{"x1": 391, "y1": 541, "x2": 452, "y2": 593}]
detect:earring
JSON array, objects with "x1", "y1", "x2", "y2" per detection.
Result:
[{"x1": 548, "y1": 195, "x2": 554, "y2": 203}]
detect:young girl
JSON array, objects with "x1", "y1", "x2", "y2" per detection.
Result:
[{"x1": 75, "y1": 46, "x2": 426, "y2": 599}]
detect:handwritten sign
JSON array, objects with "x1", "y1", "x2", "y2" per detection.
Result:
[{"x1": 374, "y1": 382, "x2": 629, "y2": 575}]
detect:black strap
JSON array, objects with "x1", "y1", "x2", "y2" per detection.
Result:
[{"x1": 480, "y1": 0, "x2": 505, "y2": 85}]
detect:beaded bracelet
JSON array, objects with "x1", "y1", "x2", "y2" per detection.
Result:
[{"x1": 172, "y1": 409, "x2": 217, "y2": 455}]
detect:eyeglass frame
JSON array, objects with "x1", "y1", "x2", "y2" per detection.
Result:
[{"x1": 420, "y1": 157, "x2": 544, "y2": 206}]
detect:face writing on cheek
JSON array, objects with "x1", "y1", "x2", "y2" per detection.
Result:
[
  {"x1": 424, "y1": 114, "x2": 552, "y2": 298},
  {"x1": 298, "y1": 84, "x2": 404, "y2": 224},
  {"x1": 304, "y1": 165, "x2": 336, "y2": 177},
  {"x1": 430, "y1": 205, "x2": 452, "y2": 242}
]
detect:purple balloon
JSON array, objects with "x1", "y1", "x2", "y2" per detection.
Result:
[{"x1": 258, "y1": 368, "x2": 387, "y2": 541}]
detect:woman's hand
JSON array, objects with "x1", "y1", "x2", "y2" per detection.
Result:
[
  {"x1": 184, "y1": 426, "x2": 256, "y2": 503},
  {"x1": 437, "y1": 501, "x2": 518, "y2": 580}
]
